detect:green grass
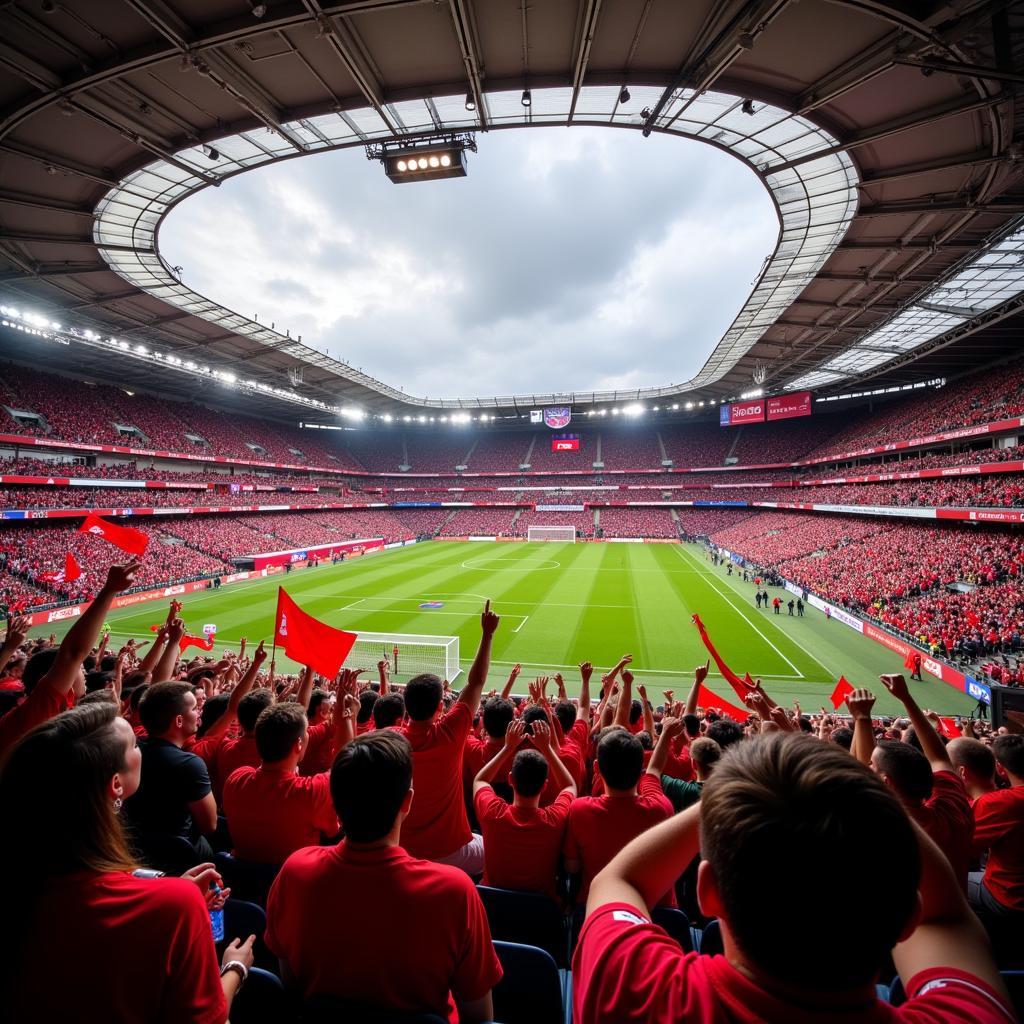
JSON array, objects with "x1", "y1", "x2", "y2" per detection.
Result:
[{"x1": 37, "y1": 540, "x2": 977, "y2": 715}]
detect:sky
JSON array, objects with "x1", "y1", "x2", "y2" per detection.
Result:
[{"x1": 160, "y1": 127, "x2": 777, "y2": 401}]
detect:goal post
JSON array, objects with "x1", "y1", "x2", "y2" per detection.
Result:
[
  {"x1": 345, "y1": 631, "x2": 460, "y2": 684},
  {"x1": 527, "y1": 525, "x2": 577, "y2": 543}
]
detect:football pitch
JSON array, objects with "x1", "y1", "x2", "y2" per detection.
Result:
[{"x1": 55, "y1": 540, "x2": 977, "y2": 716}]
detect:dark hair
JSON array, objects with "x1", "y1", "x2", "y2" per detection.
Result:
[
  {"x1": 330, "y1": 731, "x2": 412, "y2": 843},
  {"x1": 373, "y1": 692, "x2": 405, "y2": 729},
  {"x1": 522, "y1": 705, "x2": 547, "y2": 734},
  {"x1": 357, "y1": 690, "x2": 378, "y2": 725},
  {"x1": 255, "y1": 703, "x2": 307, "y2": 763},
  {"x1": 830, "y1": 726, "x2": 854, "y2": 751},
  {"x1": 78, "y1": 689, "x2": 117, "y2": 707},
  {"x1": 637, "y1": 731, "x2": 653, "y2": 751},
  {"x1": 197, "y1": 693, "x2": 229, "y2": 738},
  {"x1": 690, "y1": 737, "x2": 721, "y2": 773},
  {"x1": 237, "y1": 689, "x2": 274, "y2": 732},
  {"x1": 873, "y1": 740, "x2": 933, "y2": 802},
  {"x1": 797, "y1": 716, "x2": 812, "y2": 734},
  {"x1": 700, "y1": 733, "x2": 919, "y2": 989},
  {"x1": 0, "y1": 703, "x2": 136, "y2": 877},
  {"x1": 308, "y1": 689, "x2": 330, "y2": 718},
  {"x1": 554, "y1": 700, "x2": 576, "y2": 734},
  {"x1": 128, "y1": 683, "x2": 149, "y2": 713},
  {"x1": 993, "y1": 734, "x2": 1024, "y2": 777},
  {"x1": 138, "y1": 681, "x2": 193, "y2": 735},
  {"x1": 510, "y1": 749, "x2": 548, "y2": 798},
  {"x1": 404, "y1": 674, "x2": 443, "y2": 721},
  {"x1": 21, "y1": 647, "x2": 60, "y2": 695},
  {"x1": 85, "y1": 670, "x2": 113, "y2": 694},
  {"x1": 707, "y1": 719, "x2": 744, "y2": 749},
  {"x1": 597, "y1": 728, "x2": 643, "y2": 791},
  {"x1": 628, "y1": 699, "x2": 642, "y2": 725},
  {"x1": 947, "y1": 737, "x2": 995, "y2": 780},
  {"x1": 682, "y1": 713, "x2": 701, "y2": 738},
  {"x1": 482, "y1": 697, "x2": 514, "y2": 739}
]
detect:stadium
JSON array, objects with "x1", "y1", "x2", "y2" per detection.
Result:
[{"x1": 0, "y1": 1, "x2": 1023, "y2": 1022}]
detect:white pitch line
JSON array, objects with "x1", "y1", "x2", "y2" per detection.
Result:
[
  {"x1": 673, "y1": 545, "x2": 804, "y2": 679},
  {"x1": 337, "y1": 598, "x2": 366, "y2": 611},
  {"x1": 488, "y1": 659, "x2": 810, "y2": 681},
  {"x1": 512, "y1": 615, "x2": 529, "y2": 634}
]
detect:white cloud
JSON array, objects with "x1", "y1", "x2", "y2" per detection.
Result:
[{"x1": 160, "y1": 127, "x2": 776, "y2": 398}]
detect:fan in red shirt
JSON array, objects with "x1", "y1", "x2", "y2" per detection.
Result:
[
  {"x1": 463, "y1": 696, "x2": 515, "y2": 793},
  {"x1": 574, "y1": 733, "x2": 1015, "y2": 1024},
  {"x1": 472, "y1": 718, "x2": 576, "y2": 899},
  {"x1": 298, "y1": 687, "x2": 335, "y2": 776},
  {"x1": 213, "y1": 688, "x2": 273, "y2": 802},
  {"x1": 0, "y1": 701, "x2": 255, "y2": 1023},
  {"x1": 223, "y1": 676, "x2": 359, "y2": 863},
  {"x1": 265, "y1": 730, "x2": 502, "y2": 1023},
  {"x1": 400, "y1": 601, "x2": 499, "y2": 874}
]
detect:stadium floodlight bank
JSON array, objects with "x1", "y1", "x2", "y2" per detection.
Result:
[
  {"x1": 349, "y1": 631, "x2": 460, "y2": 683},
  {"x1": 528, "y1": 526, "x2": 577, "y2": 543}
]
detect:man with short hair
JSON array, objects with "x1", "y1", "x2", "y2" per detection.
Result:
[
  {"x1": 213, "y1": 688, "x2": 274, "y2": 801},
  {"x1": 123, "y1": 679, "x2": 218, "y2": 862},
  {"x1": 574, "y1": 733, "x2": 1013, "y2": 1023},
  {"x1": 400, "y1": 602, "x2": 499, "y2": 875},
  {"x1": 265, "y1": 730, "x2": 502, "y2": 1023},
  {"x1": 223, "y1": 687, "x2": 355, "y2": 863},
  {"x1": 473, "y1": 719, "x2": 576, "y2": 899},
  {"x1": 372, "y1": 691, "x2": 405, "y2": 730},
  {"x1": 564, "y1": 726, "x2": 673, "y2": 905},
  {"x1": 948, "y1": 736, "x2": 997, "y2": 801},
  {"x1": 649, "y1": 720, "x2": 720, "y2": 813}
]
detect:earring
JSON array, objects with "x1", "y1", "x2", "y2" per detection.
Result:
[{"x1": 113, "y1": 797, "x2": 122, "y2": 813}]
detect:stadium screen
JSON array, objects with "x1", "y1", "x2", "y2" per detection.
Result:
[
  {"x1": 720, "y1": 391, "x2": 812, "y2": 427},
  {"x1": 552, "y1": 433, "x2": 580, "y2": 452}
]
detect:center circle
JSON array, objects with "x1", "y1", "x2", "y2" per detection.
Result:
[{"x1": 461, "y1": 557, "x2": 560, "y2": 571}]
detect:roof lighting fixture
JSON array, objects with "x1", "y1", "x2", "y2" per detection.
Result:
[
  {"x1": 201, "y1": 144, "x2": 221, "y2": 161},
  {"x1": 521, "y1": 88, "x2": 532, "y2": 107},
  {"x1": 248, "y1": 1, "x2": 267, "y2": 17},
  {"x1": 685, "y1": 401, "x2": 694, "y2": 409},
  {"x1": 371, "y1": 133, "x2": 475, "y2": 184},
  {"x1": 465, "y1": 91, "x2": 476, "y2": 112},
  {"x1": 611, "y1": 408, "x2": 620, "y2": 415},
  {"x1": 619, "y1": 86, "x2": 630, "y2": 105},
  {"x1": 741, "y1": 98, "x2": 755, "y2": 116},
  {"x1": 671, "y1": 403, "x2": 679, "y2": 410}
]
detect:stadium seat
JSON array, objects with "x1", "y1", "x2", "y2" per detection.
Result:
[
  {"x1": 138, "y1": 835, "x2": 203, "y2": 877},
  {"x1": 301, "y1": 996, "x2": 448, "y2": 1023},
  {"x1": 698, "y1": 919, "x2": 724, "y2": 956},
  {"x1": 476, "y1": 885, "x2": 569, "y2": 966},
  {"x1": 221, "y1": 899, "x2": 274, "y2": 971},
  {"x1": 492, "y1": 941, "x2": 566, "y2": 1024},
  {"x1": 215, "y1": 850, "x2": 280, "y2": 906},
  {"x1": 229, "y1": 967, "x2": 293, "y2": 1024},
  {"x1": 1003, "y1": 971, "x2": 1024, "y2": 1020},
  {"x1": 652, "y1": 906, "x2": 694, "y2": 952}
]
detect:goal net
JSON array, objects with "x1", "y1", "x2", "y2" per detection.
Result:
[
  {"x1": 528, "y1": 526, "x2": 577, "y2": 543},
  {"x1": 345, "y1": 631, "x2": 460, "y2": 684}
]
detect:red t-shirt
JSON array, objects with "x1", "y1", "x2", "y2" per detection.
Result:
[
  {"x1": 474, "y1": 788, "x2": 572, "y2": 899},
  {"x1": 565, "y1": 774, "x2": 674, "y2": 903},
  {"x1": 463, "y1": 734, "x2": 504, "y2": 789},
  {"x1": 0, "y1": 683, "x2": 67, "y2": 756},
  {"x1": 1, "y1": 870, "x2": 226, "y2": 1024},
  {"x1": 222, "y1": 764, "x2": 338, "y2": 863},
  {"x1": 971, "y1": 785, "x2": 1024, "y2": 911},
  {"x1": 572, "y1": 902, "x2": 1015, "y2": 1024},
  {"x1": 908, "y1": 771, "x2": 974, "y2": 890},
  {"x1": 299, "y1": 720, "x2": 334, "y2": 777},
  {"x1": 402, "y1": 702, "x2": 473, "y2": 860},
  {"x1": 213, "y1": 735, "x2": 260, "y2": 802},
  {"x1": 265, "y1": 843, "x2": 502, "y2": 1021}
]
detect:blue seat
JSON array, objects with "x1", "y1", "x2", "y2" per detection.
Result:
[
  {"x1": 652, "y1": 906, "x2": 694, "y2": 952},
  {"x1": 492, "y1": 940, "x2": 566, "y2": 1024},
  {"x1": 216, "y1": 850, "x2": 280, "y2": 906},
  {"x1": 477, "y1": 885, "x2": 569, "y2": 966},
  {"x1": 230, "y1": 967, "x2": 294, "y2": 1024},
  {"x1": 698, "y1": 918, "x2": 723, "y2": 956},
  {"x1": 302, "y1": 995, "x2": 448, "y2": 1023},
  {"x1": 221, "y1": 898, "x2": 274, "y2": 971}
]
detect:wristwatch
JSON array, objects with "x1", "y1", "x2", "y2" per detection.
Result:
[{"x1": 220, "y1": 960, "x2": 249, "y2": 985}]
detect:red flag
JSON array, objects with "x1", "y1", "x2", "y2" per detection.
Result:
[
  {"x1": 903, "y1": 650, "x2": 918, "y2": 671},
  {"x1": 692, "y1": 614, "x2": 751, "y2": 701},
  {"x1": 78, "y1": 513, "x2": 149, "y2": 557},
  {"x1": 697, "y1": 683, "x2": 748, "y2": 721},
  {"x1": 180, "y1": 633, "x2": 215, "y2": 653},
  {"x1": 38, "y1": 552, "x2": 83, "y2": 587},
  {"x1": 274, "y1": 588, "x2": 357, "y2": 679},
  {"x1": 830, "y1": 675, "x2": 855, "y2": 710}
]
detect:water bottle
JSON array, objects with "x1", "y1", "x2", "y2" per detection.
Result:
[{"x1": 209, "y1": 883, "x2": 224, "y2": 942}]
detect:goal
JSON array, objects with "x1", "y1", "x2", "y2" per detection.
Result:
[
  {"x1": 527, "y1": 526, "x2": 577, "y2": 543},
  {"x1": 346, "y1": 631, "x2": 460, "y2": 684}
]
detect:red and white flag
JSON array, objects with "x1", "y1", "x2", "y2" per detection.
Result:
[
  {"x1": 38, "y1": 552, "x2": 82, "y2": 586},
  {"x1": 78, "y1": 513, "x2": 149, "y2": 557},
  {"x1": 274, "y1": 588, "x2": 357, "y2": 679}
]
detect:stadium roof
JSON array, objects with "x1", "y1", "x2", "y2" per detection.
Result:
[{"x1": 1, "y1": 0, "x2": 1023, "y2": 420}]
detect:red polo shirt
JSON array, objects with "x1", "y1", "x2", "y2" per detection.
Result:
[
  {"x1": 299, "y1": 720, "x2": 334, "y2": 777},
  {"x1": 909, "y1": 771, "x2": 974, "y2": 890},
  {"x1": 463, "y1": 733, "x2": 504, "y2": 788},
  {"x1": 222, "y1": 764, "x2": 338, "y2": 864},
  {"x1": 213, "y1": 734, "x2": 260, "y2": 802},
  {"x1": 971, "y1": 785, "x2": 1024, "y2": 911},
  {"x1": 565, "y1": 774, "x2": 673, "y2": 903},
  {"x1": 572, "y1": 902, "x2": 1015, "y2": 1024},
  {"x1": 0, "y1": 684, "x2": 67, "y2": 756},
  {"x1": 402, "y1": 701, "x2": 473, "y2": 860},
  {"x1": 1, "y1": 870, "x2": 226, "y2": 1024},
  {"x1": 474, "y1": 788, "x2": 572, "y2": 899},
  {"x1": 265, "y1": 842, "x2": 502, "y2": 1021}
]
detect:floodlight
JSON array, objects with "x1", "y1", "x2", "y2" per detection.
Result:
[
  {"x1": 396, "y1": 160, "x2": 407, "y2": 171},
  {"x1": 372, "y1": 134, "x2": 475, "y2": 184},
  {"x1": 248, "y1": 1, "x2": 267, "y2": 17},
  {"x1": 417, "y1": 157, "x2": 427, "y2": 169},
  {"x1": 741, "y1": 98, "x2": 755, "y2": 116},
  {"x1": 440, "y1": 154, "x2": 451, "y2": 167},
  {"x1": 521, "y1": 89, "x2": 531, "y2": 107},
  {"x1": 201, "y1": 144, "x2": 220, "y2": 161},
  {"x1": 428, "y1": 156, "x2": 439, "y2": 168},
  {"x1": 619, "y1": 86, "x2": 630, "y2": 105},
  {"x1": 465, "y1": 91, "x2": 476, "y2": 112},
  {"x1": 671, "y1": 403, "x2": 679, "y2": 410}
]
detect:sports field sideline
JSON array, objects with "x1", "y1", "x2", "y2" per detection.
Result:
[{"x1": 43, "y1": 540, "x2": 978, "y2": 716}]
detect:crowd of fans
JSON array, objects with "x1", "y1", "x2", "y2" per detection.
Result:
[
  {"x1": 597, "y1": 507, "x2": 679, "y2": 539},
  {"x1": 438, "y1": 508, "x2": 519, "y2": 537},
  {"x1": 0, "y1": 583, "x2": 1020, "y2": 1023}
]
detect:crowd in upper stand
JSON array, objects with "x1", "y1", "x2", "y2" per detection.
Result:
[{"x1": 0, "y1": 584, "x2": 1020, "y2": 1023}]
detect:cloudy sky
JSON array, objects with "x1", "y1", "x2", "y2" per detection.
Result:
[{"x1": 161, "y1": 127, "x2": 776, "y2": 401}]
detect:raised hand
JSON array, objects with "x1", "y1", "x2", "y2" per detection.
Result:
[
  {"x1": 2, "y1": 615, "x2": 29, "y2": 650},
  {"x1": 104, "y1": 560, "x2": 142, "y2": 594},
  {"x1": 504, "y1": 717, "x2": 526, "y2": 750},
  {"x1": 622, "y1": 669, "x2": 634, "y2": 687},
  {"x1": 845, "y1": 687, "x2": 876, "y2": 720},
  {"x1": 579, "y1": 661, "x2": 593, "y2": 683},
  {"x1": 251, "y1": 640, "x2": 267, "y2": 666},
  {"x1": 879, "y1": 673, "x2": 911, "y2": 704},
  {"x1": 663, "y1": 689, "x2": 675, "y2": 704},
  {"x1": 694, "y1": 659, "x2": 710, "y2": 686},
  {"x1": 660, "y1": 716, "x2": 684, "y2": 740},
  {"x1": 480, "y1": 599, "x2": 500, "y2": 636},
  {"x1": 531, "y1": 719, "x2": 553, "y2": 752},
  {"x1": 637, "y1": 683, "x2": 648, "y2": 704}
]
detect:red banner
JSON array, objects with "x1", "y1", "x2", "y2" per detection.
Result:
[
  {"x1": 721, "y1": 400, "x2": 765, "y2": 427},
  {"x1": 767, "y1": 391, "x2": 812, "y2": 421},
  {"x1": 552, "y1": 438, "x2": 580, "y2": 452}
]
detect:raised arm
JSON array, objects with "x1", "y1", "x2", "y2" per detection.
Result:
[
  {"x1": 647, "y1": 717, "x2": 683, "y2": 778},
  {"x1": 376, "y1": 657, "x2": 390, "y2": 695},
  {"x1": 294, "y1": 664, "x2": 315, "y2": 711},
  {"x1": 37, "y1": 562, "x2": 141, "y2": 697},
  {"x1": 638, "y1": 683, "x2": 655, "y2": 741},
  {"x1": 684, "y1": 660, "x2": 710, "y2": 716},
  {"x1": 473, "y1": 718, "x2": 525, "y2": 797},
  {"x1": 612, "y1": 669, "x2": 633, "y2": 730},
  {"x1": 151, "y1": 618, "x2": 186, "y2": 683},
  {"x1": 137, "y1": 625, "x2": 168, "y2": 676},
  {"x1": 879, "y1": 674, "x2": 953, "y2": 774},
  {"x1": 845, "y1": 688, "x2": 877, "y2": 766},
  {"x1": 531, "y1": 720, "x2": 576, "y2": 796},
  {"x1": 500, "y1": 662, "x2": 520, "y2": 700},
  {"x1": 457, "y1": 601, "x2": 499, "y2": 715},
  {"x1": 198, "y1": 643, "x2": 266, "y2": 743},
  {"x1": 577, "y1": 661, "x2": 592, "y2": 725},
  {"x1": 0, "y1": 616, "x2": 28, "y2": 677}
]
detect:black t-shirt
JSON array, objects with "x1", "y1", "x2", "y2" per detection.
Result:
[{"x1": 123, "y1": 738, "x2": 211, "y2": 843}]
